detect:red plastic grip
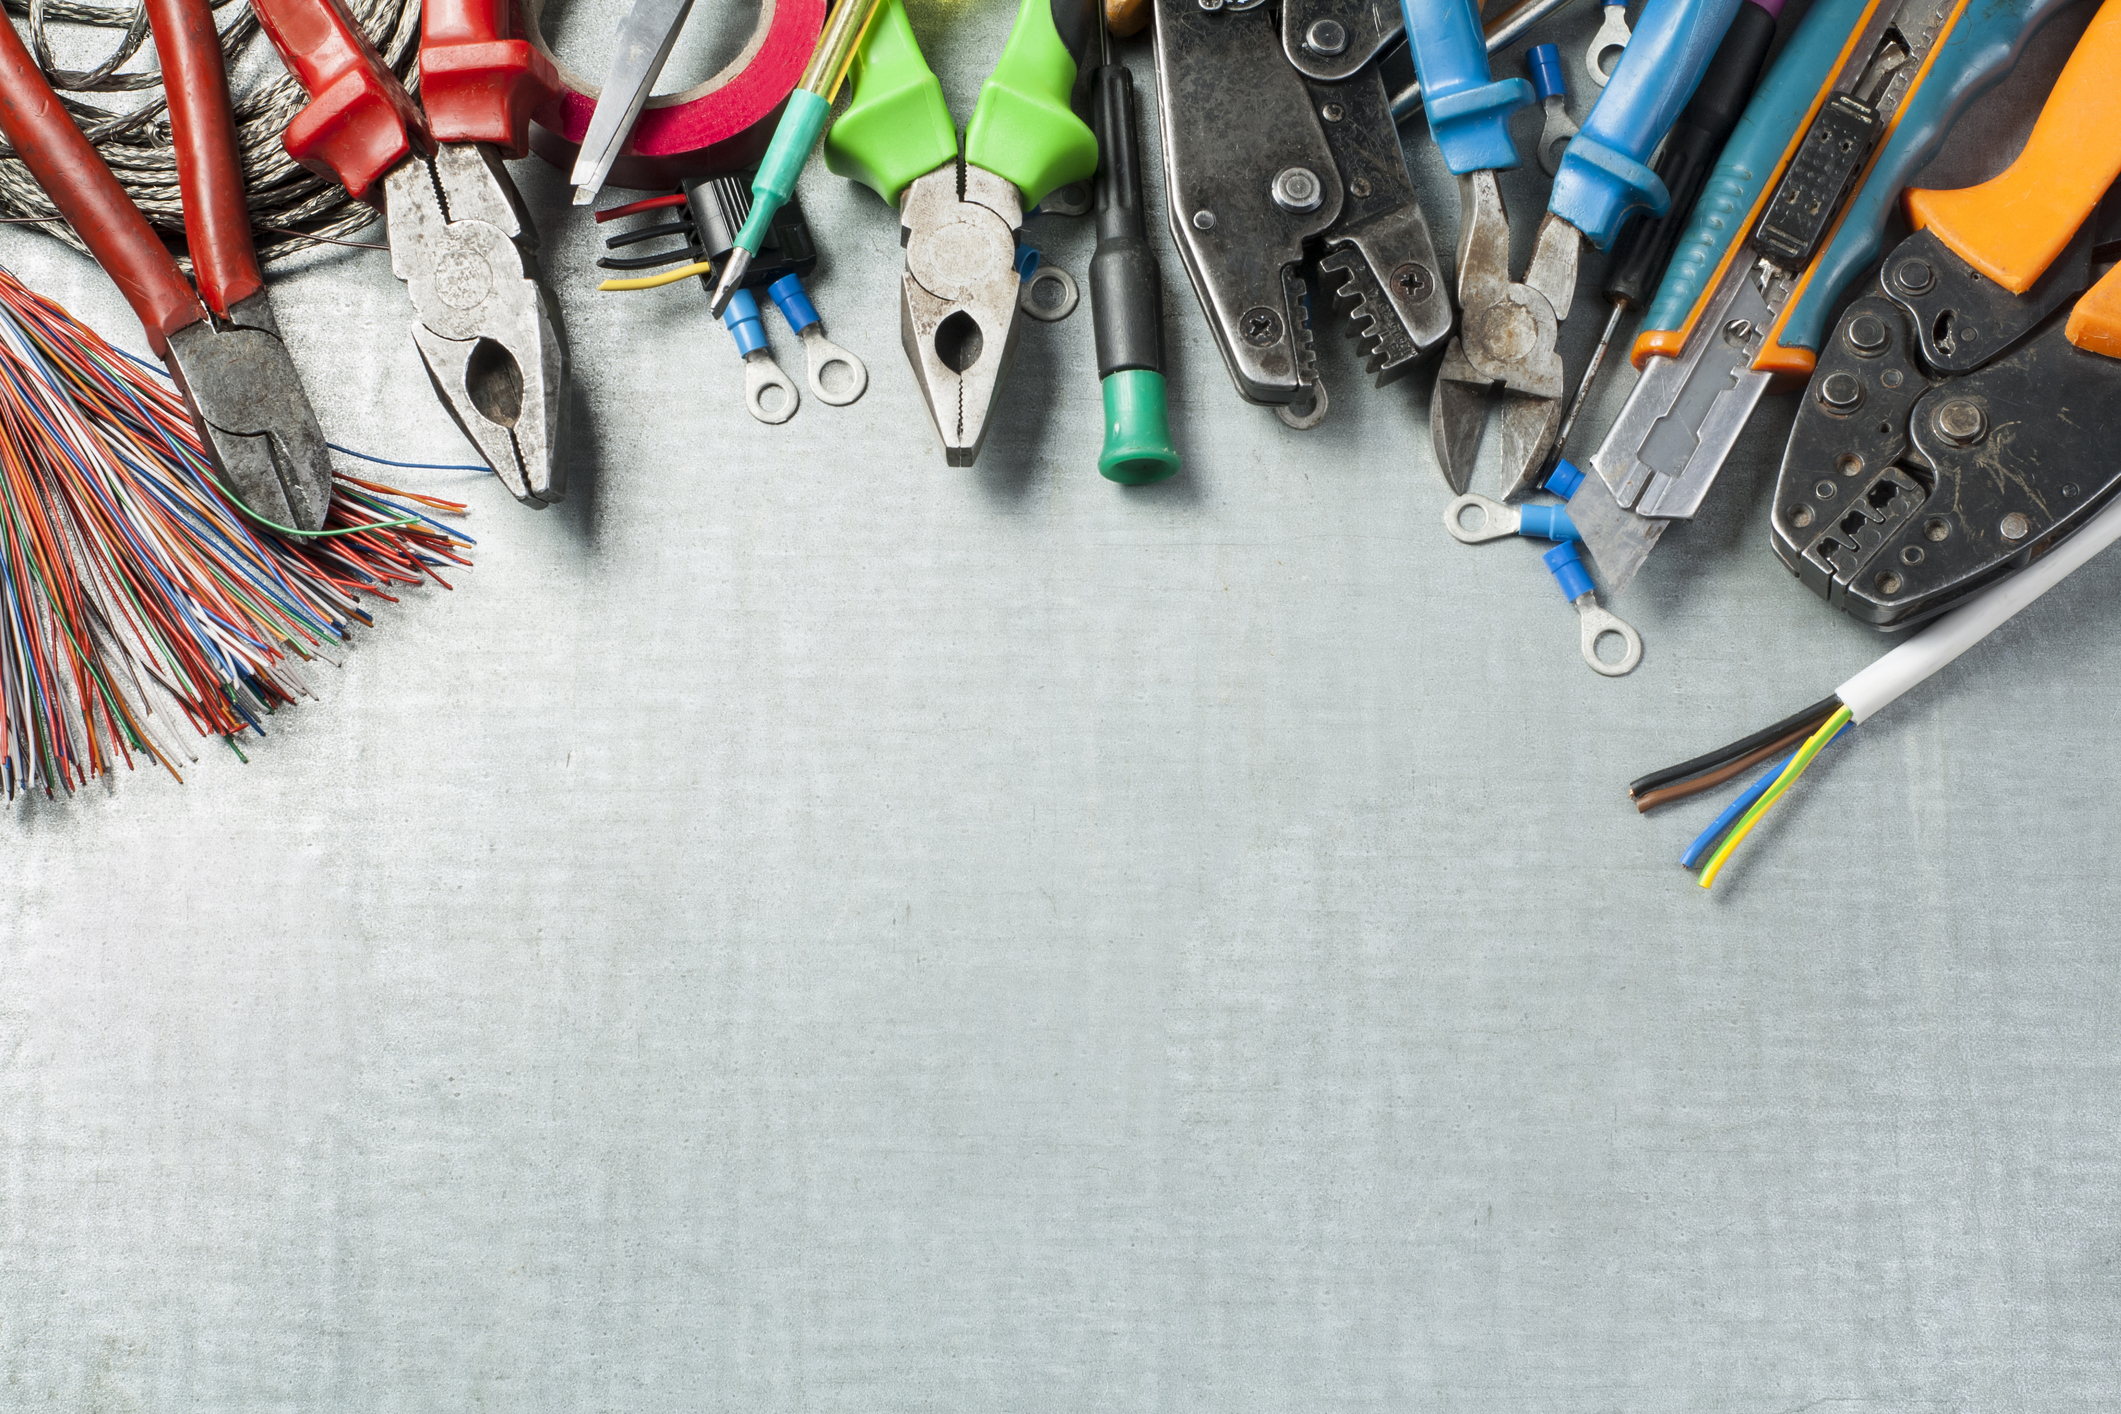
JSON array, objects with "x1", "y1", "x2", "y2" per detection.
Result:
[
  {"x1": 420, "y1": 0, "x2": 560, "y2": 157},
  {"x1": 251, "y1": 0, "x2": 431, "y2": 201},
  {"x1": 142, "y1": 0, "x2": 264, "y2": 315},
  {"x1": 0, "y1": 11, "x2": 205, "y2": 353}
]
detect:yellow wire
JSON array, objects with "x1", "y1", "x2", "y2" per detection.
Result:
[
  {"x1": 598, "y1": 262, "x2": 717, "y2": 292},
  {"x1": 1698, "y1": 705, "x2": 1854, "y2": 890}
]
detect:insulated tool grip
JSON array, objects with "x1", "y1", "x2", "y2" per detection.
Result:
[
  {"x1": 1634, "y1": 0, "x2": 1872, "y2": 360},
  {"x1": 143, "y1": 0, "x2": 262, "y2": 314},
  {"x1": 1905, "y1": 0, "x2": 2121, "y2": 294},
  {"x1": 1603, "y1": 0, "x2": 1779, "y2": 307},
  {"x1": 1764, "y1": 0, "x2": 2083, "y2": 374},
  {"x1": 1088, "y1": 63, "x2": 1179, "y2": 485},
  {"x1": 2066, "y1": 265, "x2": 2121, "y2": 355},
  {"x1": 1397, "y1": 0, "x2": 1532, "y2": 173},
  {"x1": 824, "y1": 0, "x2": 955, "y2": 206},
  {"x1": 420, "y1": 0, "x2": 561, "y2": 154},
  {"x1": 251, "y1": 0, "x2": 430, "y2": 201},
  {"x1": 1548, "y1": 0, "x2": 1745, "y2": 248},
  {"x1": 964, "y1": 0, "x2": 1100, "y2": 207},
  {"x1": 0, "y1": 17, "x2": 205, "y2": 354}
]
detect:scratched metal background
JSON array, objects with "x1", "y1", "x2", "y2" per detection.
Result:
[{"x1": 4, "y1": 0, "x2": 2118, "y2": 1407}]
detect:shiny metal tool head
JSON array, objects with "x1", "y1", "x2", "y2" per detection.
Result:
[
  {"x1": 899, "y1": 164, "x2": 1026, "y2": 468},
  {"x1": 386, "y1": 143, "x2": 569, "y2": 507},
  {"x1": 164, "y1": 292, "x2": 335, "y2": 533}
]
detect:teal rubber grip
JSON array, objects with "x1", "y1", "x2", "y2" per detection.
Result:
[
  {"x1": 735, "y1": 89, "x2": 831, "y2": 256},
  {"x1": 1776, "y1": 0, "x2": 2087, "y2": 356},
  {"x1": 1398, "y1": 0, "x2": 1532, "y2": 173},
  {"x1": 1640, "y1": 0, "x2": 1871, "y2": 336},
  {"x1": 1549, "y1": 0, "x2": 1743, "y2": 247}
]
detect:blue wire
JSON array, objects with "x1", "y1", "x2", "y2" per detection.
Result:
[{"x1": 1680, "y1": 725, "x2": 1848, "y2": 870}]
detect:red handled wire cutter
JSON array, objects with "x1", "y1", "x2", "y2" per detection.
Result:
[{"x1": 0, "y1": 0, "x2": 337, "y2": 531}]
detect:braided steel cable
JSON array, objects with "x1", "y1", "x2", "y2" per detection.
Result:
[{"x1": 0, "y1": 0, "x2": 420, "y2": 266}]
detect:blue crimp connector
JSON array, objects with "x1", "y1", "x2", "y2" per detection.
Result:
[
  {"x1": 1399, "y1": 0, "x2": 1532, "y2": 173},
  {"x1": 1528, "y1": 43, "x2": 1566, "y2": 102},
  {"x1": 1014, "y1": 244, "x2": 1041, "y2": 282},
  {"x1": 768, "y1": 274, "x2": 821, "y2": 336},
  {"x1": 1546, "y1": 459, "x2": 1586, "y2": 500},
  {"x1": 1543, "y1": 540, "x2": 1596, "y2": 600},
  {"x1": 1518, "y1": 504, "x2": 1578, "y2": 541},
  {"x1": 722, "y1": 288, "x2": 769, "y2": 356}
]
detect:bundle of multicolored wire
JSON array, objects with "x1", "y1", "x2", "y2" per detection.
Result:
[
  {"x1": 1635, "y1": 487, "x2": 2121, "y2": 889},
  {"x1": 0, "y1": 263, "x2": 469, "y2": 798}
]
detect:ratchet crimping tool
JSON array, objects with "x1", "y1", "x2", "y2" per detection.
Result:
[
  {"x1": 1770, "y1": 0, "x2": 2121, "y2": 627},
  {"x1": 1152, "y1": 0, "x2": 1453, "y2": 428},
  {"x1": 1576, "y1": 0, "x2": 2095, "y2": 592}
]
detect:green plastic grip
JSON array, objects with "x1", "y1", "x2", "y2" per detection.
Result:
[
  {"x1": 736, "y1": 88, "x2": 831, "y2": 255},
  {"x1": 964, "y1": 0, "x2": 1098, "y2": 209},
  {"x1": 1099, "y1": 370, "x2": 1180, "y2": 484},
  {"x1": 823, "y1": 0, "x2": 956, "y2": 207}
]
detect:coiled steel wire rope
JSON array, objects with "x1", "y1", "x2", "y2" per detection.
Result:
[{"x1": 0, "y1": 0, "x2": 420, "y2": 266}]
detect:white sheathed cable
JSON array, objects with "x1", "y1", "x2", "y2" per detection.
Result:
[{"x1": 1836, "y1": 492, "x2": 2121, "y2": 723}]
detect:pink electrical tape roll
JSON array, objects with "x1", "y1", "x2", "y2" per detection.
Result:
[{"x1": 519, "y1": 0, "x2": 824, "y2": 191}]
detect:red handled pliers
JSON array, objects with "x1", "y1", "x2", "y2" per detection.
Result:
[
  {"x1": 0, "y1": 0, "x2": 336, "y2": 531},
  {"x1": 250, "y1": 0, "x2": 570, "y2": 507}
]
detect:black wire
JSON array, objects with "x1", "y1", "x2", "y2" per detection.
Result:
[
  {"x1": 1628, "y1": 694, "x2": 1842, "y2": 799},
  {"x1": 603, "y1": 220, "x2": 693, "y2": 250}
]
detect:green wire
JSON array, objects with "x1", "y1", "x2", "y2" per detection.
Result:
[{"x1": 203, "y1": 468, "x2": 420, "y2": 539}]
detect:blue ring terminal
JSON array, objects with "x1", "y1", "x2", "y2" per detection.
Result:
[
  {"x1": 1543, "y1": 540, "x2": 1596, "y2": 600},
  {"x1": 769, "y1": 274, "x2": 821, "y2": 335},
  {"x1": 1398, "y1": 0, "x2": 1532, "y2": 173},
  {"x1": 1528, "y1": 44, "x2": 1566, "y2": 102},
  {"x1": 1014, "y1": 245, "x2": 1041, "y2": 282},
  {"x1": 1517, "y1": 504, "x2": 1579, "y2": 541},
  {"x1": 722, "y1": 288, "x2": 769, "y2": 356},
  {"x1": 1546, "y1": 458, "x2": 1586, "y2": 500}
]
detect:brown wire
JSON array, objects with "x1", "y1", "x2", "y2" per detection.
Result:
[{"x1": 1632, "y1": 721, "x2": 1818, "y2": 814}]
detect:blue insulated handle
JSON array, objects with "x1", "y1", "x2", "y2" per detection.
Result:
[
  {"x1": 769, "y1": 273, "x2": 821, "y2": 335},
  {"x1": 1640, "y1": 0, "x2": 1869, "y2": 336},
  {"x1": 1528, "y1": 43, "x2": 1565, "y2": 102},
  {"x1": 1775, "y1": 0, "x2": 2083, "y2": 356},
  {"x1": 1550, "y1": 0, "x2": 1745, "y2": 247},
  {"x1": 1399, "y1": 0, "x2": 1532, "y2": 173},
  {"x1": 722, "y1": 288, "x2": 768, "y2": 356}
]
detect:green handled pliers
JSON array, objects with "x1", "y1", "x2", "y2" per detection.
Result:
[{"x1": 824, "y1": 0, "x2": 1097, "y2": 466}]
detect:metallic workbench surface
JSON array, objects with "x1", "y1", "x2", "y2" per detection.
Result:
[{"x1": 4, "y1": 4, "x2": 2116, "y2": 1407}]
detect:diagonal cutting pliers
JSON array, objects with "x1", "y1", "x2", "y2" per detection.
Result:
[
  {"x1": 823, "y1": 0, "x2": 1099, "y2": 466},
  {"x1": 0, "y1": 0, "x2": 337, "y2": 532},
  {"x1": 251, "y1": 0, "x2": 570, "y2": 508},
  {"x1": 1405, "y1": 0, "x2": 1742, "y2": 501}
]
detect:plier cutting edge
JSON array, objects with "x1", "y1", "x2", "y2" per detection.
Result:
[
  {"x1": 823, "y1": 0, "x2": 1099, "y2": 466},
  {"x1": 1404, "y1": 0, "x2": 1743, "y2": 500},
  {"x1": 0, "y1": 0, "x2": 336, "y2": 531},
  {"x1": 252, "y1": 0, "x2": 571, "y2": 508}
]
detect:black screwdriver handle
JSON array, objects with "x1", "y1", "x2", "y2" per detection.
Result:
[
  {"x1": 1089, "y1": 63, "x2": 1162, "y2": 379},
  {"x1": 1603, "y1": 0, "x2": 1780, "y2": 309}
]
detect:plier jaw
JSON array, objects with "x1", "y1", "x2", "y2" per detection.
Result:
[
  {"x1": 163, "y1": 293, "x2": 336, "y2": 533},
  {"x1": 1430, "y1": 174, "x2": 1580, "y2": 498},
  {"x1": 899, "y1": 163, "x2": 1026, "y2": 468},
  {"x1": 385, "y1": 143, "x2": 569, "y2": 507}
]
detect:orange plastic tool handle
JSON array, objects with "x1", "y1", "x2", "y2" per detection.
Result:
[
  {"x1": 419, "y1": 0, "x2": 560, "y2": 157},
  {"x1": 142, "y1": 0, "x2": 263, "y2": 315},
  {"x1": 1905, "y1": 0, "x2": 2121, "y2": 294},
  {"x1": 2066, "y1": 266, "x2": 2121, "y2": 356},
  {"x1": 0, "y1": 15, "x2": 204, "y2": 353},
  {"x1": 252, "y1": 0, "x2": 430, "y2": 201}
]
